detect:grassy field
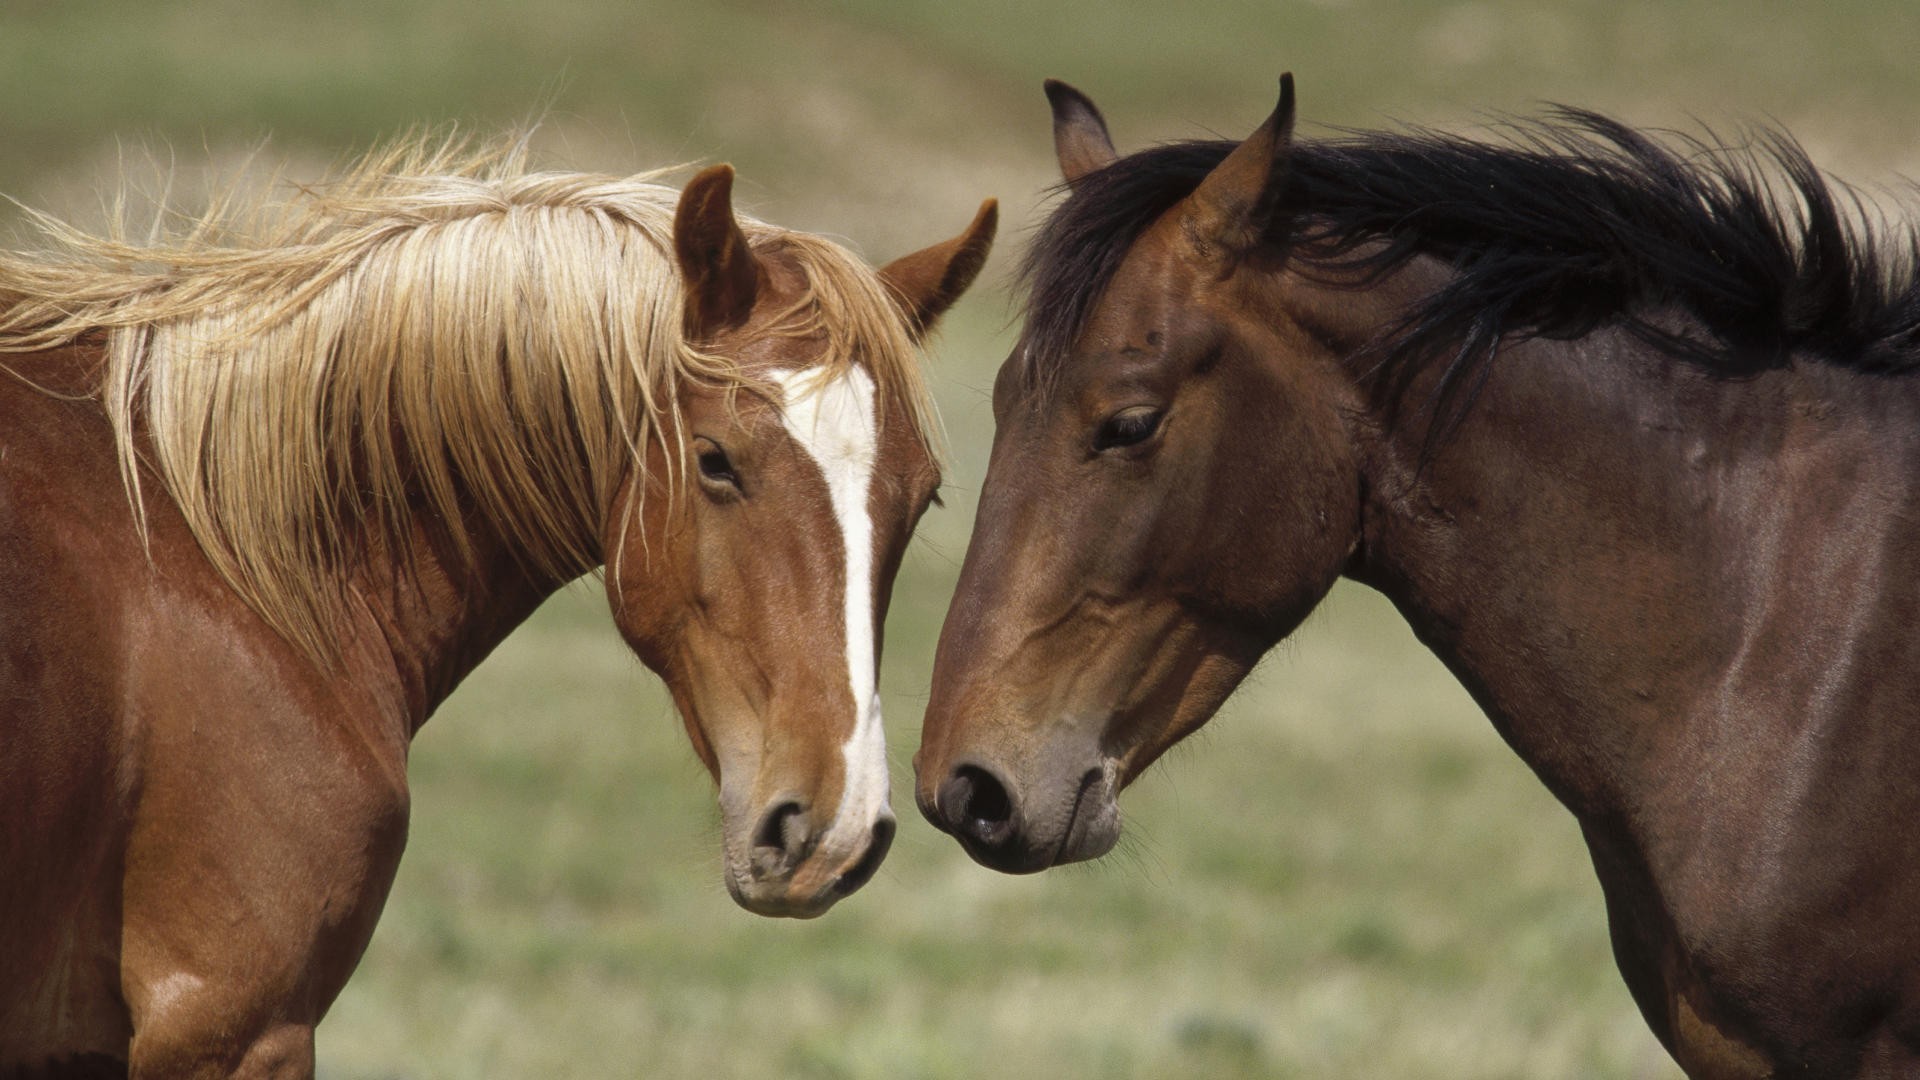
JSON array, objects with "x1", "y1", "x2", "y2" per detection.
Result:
[{"x1": 8, "y1": 2, "x2": 1920, "y2": 1077}]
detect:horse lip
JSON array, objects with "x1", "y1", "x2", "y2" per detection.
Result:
[
  {"x1": 726, "y1": 874, "x2": 846, "y2": 919},
  {"x1": 1050, "y1": 767, "x2": 1104, "y2": 867}
]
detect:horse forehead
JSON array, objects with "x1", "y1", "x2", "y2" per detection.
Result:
[
  {"x1": 766, "y1": 364, "x2": 882, "y2": 470},
  {"x1": 756, "y1": 362, "x2": 938, "y2": 532},
  {"x1": 1053, "y1": 246, "x2": 1197, "y2": 373}
]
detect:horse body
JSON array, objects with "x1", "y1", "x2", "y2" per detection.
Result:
[
  {"x1": 917, "y1": 77, "x2": 1920, "y2": 1076},
  {"x1": 0, "y1": 144, "x2": 994, "y2": 1076},
  {"x1": 1352, "y1": 302, "x2": 1920, "y2": 1072}
]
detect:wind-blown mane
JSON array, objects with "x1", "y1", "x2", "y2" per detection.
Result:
[
  {"x1": 0, "y1": 134, "x2": 936, "y2": 659},
  {"x1": 1019, "y1": 111, "x2": 1920, "y2": 428}
]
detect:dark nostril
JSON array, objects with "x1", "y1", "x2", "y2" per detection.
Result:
[
  {"x1": 750, "y1": 800, "x2": 810, "y2": 880},
  {"x1": 957, "y1": 765, "x2": 1012, "y2": 826},
  {"x1": 755, "y1": 799, "x2": 805, "y2": 850},
  {"x1": 835, "y1": 817, "x2": 895, "y2": 896},
  {"x1": 943, "y1": 764, "x2": 1015, "y2": 847}
]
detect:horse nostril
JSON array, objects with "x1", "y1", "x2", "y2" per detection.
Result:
[
  {"x1": 835, "y1": 817, "x2": 895, "y2": 896},
  {"x1": 943, "y1": 764, "x2": 1015, "y2": 846},
  {"x1": 957, "y1": 765, "x2": 1013, "y2": 826},
  {"x1": 750, "y1": 800, "x2": 810, "y2": 879}
]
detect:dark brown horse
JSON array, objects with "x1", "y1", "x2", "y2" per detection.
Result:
[
  {"x1": 916, "y1": 75, "x2": 1920, "y2": 1077},
  {"x1": 0, "y1": 139, "x2": 994, "y2": 1077}
]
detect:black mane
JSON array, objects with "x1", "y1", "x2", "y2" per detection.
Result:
[{"x1": 1018, "y1": 111, "x2": 1920, "y2": 426}]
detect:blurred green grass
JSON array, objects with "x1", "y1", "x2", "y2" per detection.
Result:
[{"x1": 9, "y1": 2, "x2": 1920, "y2": 1076}]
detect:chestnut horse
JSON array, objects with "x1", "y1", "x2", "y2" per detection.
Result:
[
  {"x1": 0, "y1": 138, "x2": 994, "y2": 1076},
  {"x1": 917, "y1": 75, "x2": 1920, "y2": 1077}
]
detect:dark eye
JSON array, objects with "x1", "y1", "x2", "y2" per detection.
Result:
[
  {"x1": 695, "y1": 440, "x2": 738, "y2": 488},
  {"x1": 1093, "y1": 406, "x2": 1164, "y2": 452}
]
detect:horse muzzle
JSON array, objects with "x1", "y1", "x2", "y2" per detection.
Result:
[
  {"x1": 722, "y1": 793, "x2": 896, "y2": 918},
  {"x1": 917, "y1": 752, "x2": 1121, "y2": 874}
]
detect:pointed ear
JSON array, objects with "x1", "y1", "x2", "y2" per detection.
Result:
[
  {"x1": 879, "y1": 199, "x2": 998, "y2": 340},
  {"x1": 1045, "y1": 79, "x2": 1118, "y2": 188},
  {"x1": 1183, "y1": 73, "x2": 1297, "y2": 262},
  {"x1": 673, "y1": 164, "x2": 763, "y2": 338}
]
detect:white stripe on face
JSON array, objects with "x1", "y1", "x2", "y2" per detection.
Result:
[{"x1": 766, "y1": 365, "x2": 891, "y2": 855}]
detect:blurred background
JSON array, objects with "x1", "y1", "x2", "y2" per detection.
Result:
[{"x1": 7, "y1": 2, "x2": 1918, "y2": 1076}]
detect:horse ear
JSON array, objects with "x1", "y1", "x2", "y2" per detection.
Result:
[
  {"x1": 673, "y1": 164, "x2": 764, "y2": 338},
  {"x1": 1184, "y1": 73, "x2": 1297, "y2": 262},
  {"x1": 879, "y1": 199, "x2": 999, "y2": 341},
  {"x1": 1046, "y1": 79, "x2": 1118, "y2": 188}
]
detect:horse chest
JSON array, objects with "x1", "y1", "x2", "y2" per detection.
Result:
[
  {"x1": 1605, "y1": 830, "x2": 1920, "y2": 1078},
  {"x1": 1670, "y1": 987, "x2": 1774, "y2": 1079}
]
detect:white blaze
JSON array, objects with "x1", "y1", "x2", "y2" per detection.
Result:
[{"x1": 766, "y1": 366, "x2": 891, "y2": 853}]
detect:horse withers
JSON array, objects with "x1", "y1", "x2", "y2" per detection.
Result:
[
  {"x1": 0, "y1": 140, "x2": 993, "y2": 1076},
  {"x1": 916, "y1": 75, "x2": 1920, "y2": 1076}
]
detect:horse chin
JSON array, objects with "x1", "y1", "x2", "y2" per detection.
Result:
[{"x1": 724, "y1": 874, "x2": 844, "y2": 919}]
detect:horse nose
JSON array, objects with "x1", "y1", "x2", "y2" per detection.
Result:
[
  {"x1": 935, "y1": 762, "x2": 1018, "y2": 850},
  {"x1": 749, "y1": 798, "x2": 813, "y2": 881}
]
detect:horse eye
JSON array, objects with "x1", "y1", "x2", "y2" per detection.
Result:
[
  {"x1": 696, "y1": 442, "x2": 738, "y2": 487},
  {"x1": 1093, "y1": 406, "x2": 1164, "y2": 452}
]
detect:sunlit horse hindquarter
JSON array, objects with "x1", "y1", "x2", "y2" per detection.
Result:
[
  {"x1": 918, "y1": 75, "x2": 1920, "y2": 1076},
  {"x1": 0, "y1": 141, "x2": 992, "y2": 1076}
]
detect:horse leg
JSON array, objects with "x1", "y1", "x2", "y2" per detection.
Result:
[
  {"x1": 116, "y1": 808, "x2": 407, "y2": 1080},
  {"x1": 124, "y1": 1021, "x2": 312, "y2": 1080},
  {"x1": 117, "y1": 849, "x2": 405, "y2": 1079},
  {"x1": 115, "y1": 709, "x2": 410, "y2": 1080},
  {"x1": 117, "y1": 801, "x2": 407, "y2": 1079}
]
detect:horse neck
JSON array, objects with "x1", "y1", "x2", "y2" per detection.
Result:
[
  {"x1": 1296, "y1": 264, "x2": 1907, "y2": 814},
  {"x1": 347, "y1": 507, "x2": 580, "y2": 729}
]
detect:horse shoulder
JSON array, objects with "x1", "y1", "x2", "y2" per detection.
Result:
[{"x1": 0, "y1": 345, "x2": 416, "y2": 1071}]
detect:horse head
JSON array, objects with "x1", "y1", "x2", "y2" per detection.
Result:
[
  {"x1": 916, "y1": 78, "x2": 1363, "y2": 874},
  {"x1": 613, "y1": 166, "x2": 996, "y2": 915}
]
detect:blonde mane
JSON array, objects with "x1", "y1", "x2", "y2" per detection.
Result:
[{"x1": 0, "y1": 134, "x2": 939, "y2": 660}]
